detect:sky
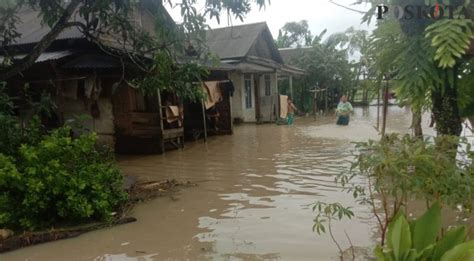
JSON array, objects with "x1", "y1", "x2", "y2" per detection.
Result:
[{"x1": 166, "y1": 0, "x2": 374, "y2": 40}]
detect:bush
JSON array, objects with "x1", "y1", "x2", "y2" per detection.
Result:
[
  {"x1": 375, "y1": 202, "x2": 474, "y2": 261},
  {"x1": 0, "y1": 114, "x2": 43, "y2": 158},
  {"x1": 336, "y1": 134, "x2": 474, "y2": 246},
  {"x1": 0, "y1": 127, "x2": 127, "y2": 230}
]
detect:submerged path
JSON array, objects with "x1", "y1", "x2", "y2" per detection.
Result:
[{"x1": 2, "y1": 106, "x2": 429, "y2": 261}]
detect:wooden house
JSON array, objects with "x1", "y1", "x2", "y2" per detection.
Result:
[{"x1": 1, "y1": 3, "x2": 191, "y2": 154}]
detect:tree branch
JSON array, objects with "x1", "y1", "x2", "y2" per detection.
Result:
[
  {"x1": 0, "y1": 0, "x2": 82, "y2": 81},
  {"x1": 328, "y1": 0, "x2": 366, "y2": 14}
]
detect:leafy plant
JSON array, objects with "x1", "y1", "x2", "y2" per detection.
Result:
[
  {"x1": 426, "y1": 17, "x2": 474, "y2": 69},
  {"x1": 359, "y1": 0, "x2": 474, "y2": 135},
  {"x1": 337, "y1": 134, "x2": 474, "y2": 245},
  {"x1": 0, "y1": 84, "x2": 52, "y2": 158},
  {"x1": 0, "y1": 127, "x2": 127, "y2": 230},
  {"x1": 374, "y1": 202, "x2": 474, "y2": 261},
  {"x1": 312, "y1": 202, "x2": 355, "y2": 258}
]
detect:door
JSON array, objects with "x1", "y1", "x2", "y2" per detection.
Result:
[
  {"x1": 259, "y1": 74, "x2": 274, "y2": 122},
  {"x1": 242, "y1": 74, "x2": 256, "y2": 122}
]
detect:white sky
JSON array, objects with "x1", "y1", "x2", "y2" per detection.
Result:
[{"x1": 166, "y1": 0, "x2": 374, "y2": 40}]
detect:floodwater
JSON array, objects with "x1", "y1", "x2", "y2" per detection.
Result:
[{"x1": 2, "y1": 106, "x2": 436, "y2": 261}]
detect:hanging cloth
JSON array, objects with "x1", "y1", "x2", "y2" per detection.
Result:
[
  {"x1": 203, "y1": 81, "x2": 223, "y2": 109},
  {"x1": 280, "y1": 95, "x2": 288, "y2": 118}
]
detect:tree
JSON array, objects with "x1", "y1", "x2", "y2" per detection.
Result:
[
  {"x1": 361, "y1": 0, "x2": 474, "y2": 136},
  {"x1": 276, "y1": 20, "x2": 313, "y2": 48},
  {"x1": 326, "y1": 27, "x2": 373, "y2": 103},
  {"x1": 330, "y1": 0, "x2": 473, "y2": 136},
  {"x1": 0, "y1": 0, "x2": 268, "y2": 100},
  {"x1": 280, "y1": 27, "x2": 354, "y2": 112}
]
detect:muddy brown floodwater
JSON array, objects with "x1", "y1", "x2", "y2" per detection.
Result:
[{"x1": 2, "y1": 106, "x2": 436, "y2": 261}]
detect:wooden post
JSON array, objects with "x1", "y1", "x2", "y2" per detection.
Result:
[
  {"x1": 324, "y1": 89, "x2": 328, "y2": 114},
  {"x1": 313, "y1": 91, "x2": 317, "y2": 120},
  {"x1": 274, "y1": 73, "x2": 279, "y2": 121},
  {"x1": 157, "y1": 90, "x2": 165, "y2": 154},
  {"x1": 289, "y1": 75, "x2": 294, "y2": 99},
  {"x1": 377, "y1": 84, "x2": 381, "y2": 131},
  {"x1": 202, "y1": 100, "x2": 208, "y2": 143},
  {"x1": 254, "y1": 74, "x2": 261, "y2": 123},
  {"x1": 270, "y1": 94, "x2": 274, "y2": 123},
  {"x1": 381, "y1": 80, "x2": 389, "y2": 138}
]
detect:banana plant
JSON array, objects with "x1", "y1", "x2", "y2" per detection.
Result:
[{"x1": 374, "y1": 202, "x2": 474, "y2": 261}]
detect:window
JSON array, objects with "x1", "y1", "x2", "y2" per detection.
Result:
[
  {"x1": 264, "y1": 75, "x2": 272, "y2": 96},
  {"x1": 244, "y1": 75, "x2": 252, "y2": 109}
]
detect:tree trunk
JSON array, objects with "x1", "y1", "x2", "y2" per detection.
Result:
[
  {"x1": 0, "y1": 0, "x2": 82, "y2": 81},
  {"x1": 431, "y1": 68, "x2": 462, "y2": 136},
  {"x1": 412, "y1": 109, "x2": 423, "y2": 138}
]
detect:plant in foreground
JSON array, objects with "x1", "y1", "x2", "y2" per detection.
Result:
[
  {"x1": 339, "y1": 134, "x2": 474, "y2": 245},
  {"x1": 313, "y1": 202, "x2": 355, "y2": 259},
  {"x1": 375, "y1": 202, "x2": 474, "y2": 261},
  {"x1": 0, "y1": 127, "x2": 127, "y2": 231}
]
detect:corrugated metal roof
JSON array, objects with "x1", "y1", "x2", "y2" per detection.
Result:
[
  {"x1": 37, "y1": 50, "x2": 75, "y2": 62},
  {"x1": 11, "y1": 8, "x2": 84, "y2": 45},
  {"x1": 62, "y1": 54, "x2": 121, "y2": 69},
  {"x1": 8, "y1": 4, "x2": 173, "y2": 47},
  {"x1": 205, "y1": 22, "x2": 268, "y2": 60},
  {"x1": 0, "y1": 50, "x2": 74, "y2": 63}
]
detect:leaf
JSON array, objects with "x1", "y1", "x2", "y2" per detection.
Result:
[
  {"x1": 426, "y1": 19, "x2": 474, "y2": 68},
  {"x1": 441, "y1": 240, "x2": 474, "y2": 261},
  {"x1": 432, "y1": 226, "x2": 468, "y2": 260},
  {"x1": 412, "y1": 202, "x2": 442, "y2": 252},
  {"x1": 387, "y1": 210, "x2": 404, "y2": 249},
  {"x1": 388, "y1": 212, "x2": 412, "y2": 261},
  {"x1": 374, "y1": 245, "x2": 390, "y2": 261}
]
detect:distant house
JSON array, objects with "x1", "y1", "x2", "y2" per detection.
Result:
[{"x1": 205, "y1": 22, "x2": 304, "y2": 123}]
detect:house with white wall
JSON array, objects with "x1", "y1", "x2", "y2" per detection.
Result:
[{"x1": 206, "y1": 22, "x2": 304, "y2": 123}]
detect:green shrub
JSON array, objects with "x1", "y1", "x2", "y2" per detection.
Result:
[
  {"x1": 335, "y1": 134, "x2": 474, "y2": 246},
  {"x1": 0, "y1": 114, "x2": 43, "y2": 157},
  {"x1": 0, "y1": 127, "x2": 127, "y2": 230},
  {"x1": 375, "y1": 202, "x2": 474, "y2": 261}
]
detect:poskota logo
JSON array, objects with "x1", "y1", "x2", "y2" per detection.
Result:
[{"x1": 376, "y1": 3, "x2": 468, "y2": 20}]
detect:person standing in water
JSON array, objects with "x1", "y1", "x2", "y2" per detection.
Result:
[
  {"x1": 336, "y1": 95, "x2": 353, "y2": 126},
  {"x1": 287, "y1": 97, "x2": 298, "y2": 125}
]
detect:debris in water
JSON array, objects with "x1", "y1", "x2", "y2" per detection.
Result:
[{"x1": 0, "y1": 217, "x2": 137, "y2": 253}]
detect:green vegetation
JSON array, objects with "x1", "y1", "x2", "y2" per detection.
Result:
[
  {"x1": 277, "y1": 23, "x2": 358, "y2": 112},
  {"x1": 314, "y1": 134, "x2": 474, "y2": 259},
  {"x1": 312, "y1": 202, "x2": 355, "y2": 256},
  {"x1": 375, "y1": 203, "x2": 474, "y2": 261},
  {"x1": 0, "y1": 90, "x2": 126, "y2": 231},
  {"x1": 276, "y1": 21, "x2": 376, "y2": 113},
  {"x1": 0, "y1": 128, "x2": 126, "y2": 230},
  {"x1": 342, "y1": 134, "x2": 474, "y2": 244},
  {"x1": 363, "y1": 0, "x2": 474, "y2": 136}
]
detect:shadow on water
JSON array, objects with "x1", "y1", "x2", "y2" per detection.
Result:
[{"x1": 1, "y1": 106, "x2": 442, "y2": 261}]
